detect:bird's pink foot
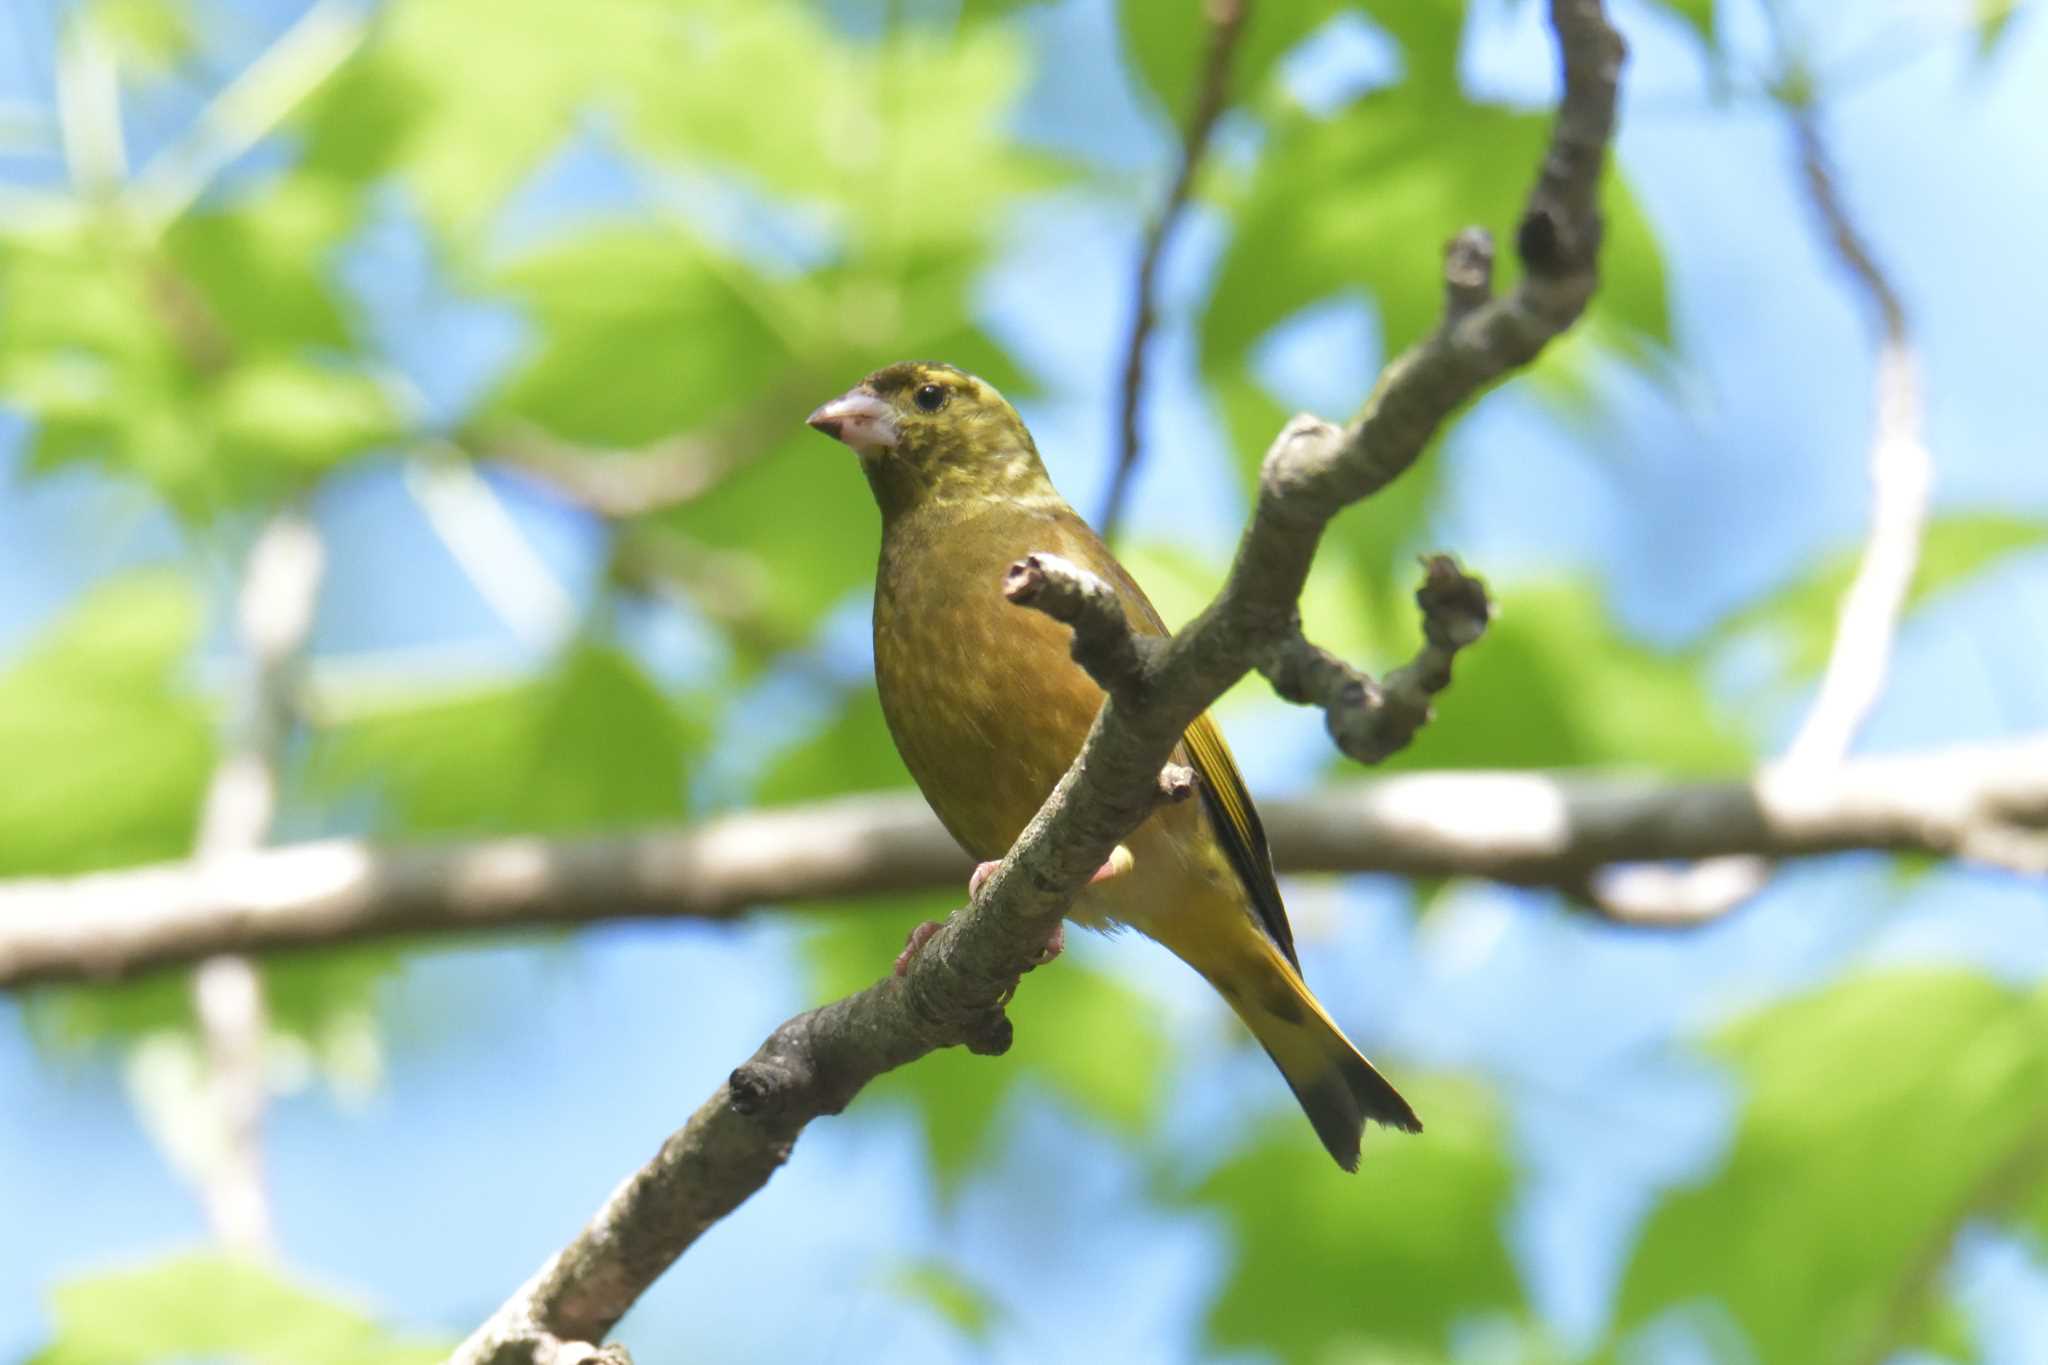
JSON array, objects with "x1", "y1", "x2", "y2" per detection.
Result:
[
  {"x1": 974, "y1": 846, "x2": 1130, "y2": 900},
  {"x1": 893, "y1": 919, "x2": 944, "y2": 976},
  {"x1": 964, "y1": 847, "x2": 1122, "y2": 970}
]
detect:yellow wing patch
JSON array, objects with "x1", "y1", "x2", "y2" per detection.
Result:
[
  {"x1": 1045, "y1": 504, "x2": 1300, "y2": 969},
  {"x1": 1182, "y1": 712, "x2": 1299, "y2": 969}
]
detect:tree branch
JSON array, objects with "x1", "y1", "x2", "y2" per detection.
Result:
[
  {"x1": 474, "y1": 393, "x2": 824, "y2": 660},
  {"x1": 404, "y1": 451, "x2": 579, "y2": 652},
  {"x1": 1001, "y1": 552, "x2": 1158, "y2": 696},
  {"x1": 1590, "y1": 83, "x2": 1930, "y2": 923},
  {"x1": 1780, "y1": 104, "x2": 1923, "y2": 763},
  {"x1": 1098, "y1": 0, "x2": 1252, "y2": 541},
  {"x1": 442, "y1": 5, "x2": 1619, "y2": 1356},
  {"x1": 474, "y1": 383, "x2": 812, "y2": 522},
  {"x1": 480, "y1": 416, "x2": 753, "y2": 522},
  {"x1": 128, "y1": 0, "x2": 370, "y2": 234},
  {"x1": 183, "y1": 508, "x2": 325, "y2": 1255},
  {"x1": 1262, "y1": 554, "x2": 1491, "y2": 764},
  {"x1": 6, "y1": 735, "x2": 2046, "y2": 989}
]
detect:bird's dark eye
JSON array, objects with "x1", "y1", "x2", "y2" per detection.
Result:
[{"x1": 913, "y1": 383, "x2": 947, "y2": 413}]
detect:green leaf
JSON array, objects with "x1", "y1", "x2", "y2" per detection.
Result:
[
  {"x1": 0, "y1": 225, "x2": 200, "y2": 505},
  {"x1": 297, "y1": 0, "x2": 1060, "y2": 246},
  {"x1": 0, "y1": 573, "x2": 211, "y2": 876},
  {"x1": 651, "y1": 431, "x2": 881, "y2": 649},
  {"x1": 85, "y1": 0, "x2": 197, "y2": 73},
  {"x1": 212, "y1": 359, "x2": 399, "y2": 472},
  {"x1": 1354, "y1": 0, "x2": 1469, "y2": 84},
  {"x1": 1198, "y1": 1078, "x2": 1526, "y2": 1360},
  {"x1": 1615, "y1": 972, "x2": 2048, "y2": 1364},
  {"x1": 756, "y1": 685, "x2": 907, "y2": 805},
  {"x1": 955, "y1": 0, "x2": 1038, "y2": 19},
  {"x1": 1902, "y1": 1295, "x2": 1984, "y2": 1365},
  {"x1": 1724, "y1": 513, "x2": 2048, "y2": 680},
  {"x1": 886, "y1": 1258, "x2": 1002, "y2": 1342},
  {"x1": 314, "y1": 643, "x2": 694, "y2": 835},
  {"x1": 295, "y1": 0, "x2": 678, "y2": 234},
  {"x1": 30, "y1": 1253, "x2": 446, "y2": 1365},
  {"x1": 0, "y1": 203, "x2": 388, "y2": 514},
  {"x1": 1380, "y1": 580, "x2": 1751, "y2": 773},
  {"x1": 625, "y1": 6, "x2": 1056, "y2": 260},
  {"x1": 162, "y1": 183, "x2": 362, "y2": 355},
  {"x1": 1648, "y1": 0, "x2": 1715, "y2": 53},
  {"x1": 1204, "y1": 95, "x2": 1669, "y2": 384},
  {"x1": 1116, "y1": 0, "x2": 1349, "y2": 121},
  {"x1": 487, "y1": 225, "x2": 792, "y2": 448},
  {"x1": 1975, "y1": 0, "x2": 2021, "y2": 60}
]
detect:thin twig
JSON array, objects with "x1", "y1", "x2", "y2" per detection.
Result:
[
  {"x1": 183, "y1": 508, "x2": 325, "y2": 1254},
  {"x1": 475, "y1": 389, "x2": 798, "y2": 522},
  {"x1": 1591, "y1": 87, "x2": 1930, "y2": 922},
  {"x1": 475, "y1": 394, "x2": 815, "y2": 658},
  {"x1": 55, "y1": 8, "x2": 126, "y2": 197},
  {"x1": 1262, "y1": 555, "x2": 1491, "y2": 764},
  {"x1": 472, "y1": 372, "x2": 817, "y2": 522},
  {"x1": 1781, "y1": 105, "x2": 1924, "y2": 761},
  {"x1": 1098, "y1": 0, "x2": 1252, "y2": 542},
  {"x1": 128, "y1": 0, "x2": 370, "y2": 234},
  {"x1": 1001, "y1": 552, "x2": 1157, "y2": 696},
  {"x1": 404, "y1": 452, "x2": 579, "y2": 653},
  {"x1": 485, "y1": 424, "x2": 738, "y2": 520}
]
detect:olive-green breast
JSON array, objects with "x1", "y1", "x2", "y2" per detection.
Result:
[{"x1": 873, "y1": 501, "x2": 1108, "y2": 861}]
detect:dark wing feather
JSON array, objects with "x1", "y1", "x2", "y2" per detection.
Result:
[
  {"x1": 1178, "y1": 712, "x2": 1298, "y2": 969},
  {"x1": 1062, "y1": 514, "x2": 1301, "y2": 970}
]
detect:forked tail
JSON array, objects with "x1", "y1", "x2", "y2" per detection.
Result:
[{"x1": 1194, "y1": 930, "x2": 1420, "y2": 1171}]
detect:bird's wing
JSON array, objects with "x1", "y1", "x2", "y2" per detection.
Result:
[
  {"x1": 1062, "y1": 515, "x2": 1301, "y2": 971},
  {"x1": 1178, "y1": 711, "x2": 1299, "y2": 970}
]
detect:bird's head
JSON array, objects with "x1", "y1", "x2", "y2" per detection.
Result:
[{"x1": 806, "y1": 361, "x2": 1055, "y2": 520}]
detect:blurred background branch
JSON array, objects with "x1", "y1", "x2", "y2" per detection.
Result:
[
  {"x1": 182, "y1": 509, "x2": 324, "y2": 1255},
  {"x1": 1099, "y1": 0, "x2": 1250, "y2": 542},
  {"x1": 1589, "y1": 31, "x2": 1933, "y2": 924},
  {"x1": 3, "y1": 734, "x2": 2044, "y2": 989}
]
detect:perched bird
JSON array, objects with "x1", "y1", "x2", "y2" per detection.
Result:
[{"x1": 807, "y1": 360, "x2": 1419, "y2": 1170}]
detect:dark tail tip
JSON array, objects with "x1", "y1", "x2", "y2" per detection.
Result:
[
  {"x1": 1349, "y1": 1047, "x2": 1424, "y2": 1136},
  {"x1": 1270, "y1": 1047, "x2": 1422, "y2": 1172}
]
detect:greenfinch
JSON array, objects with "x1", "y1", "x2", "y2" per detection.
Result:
[{"x1": 807, "y1": 360, "x2": 1419, "y2": 1169}]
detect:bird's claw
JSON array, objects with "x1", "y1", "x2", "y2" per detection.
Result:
[
  {"x1": 959, "y1": 847, "x2": 1117, "y2": 977},
  {"x1": 893, "y1": 919, "x2": 944, "y2": 976},
  {"x1": 971, "y1": 845, "x2": 1129, "y2": 901}
]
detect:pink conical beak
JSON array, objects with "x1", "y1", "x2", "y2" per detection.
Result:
[{"x1": 806, "y1": 388, "x2": 899, "y2": 453}]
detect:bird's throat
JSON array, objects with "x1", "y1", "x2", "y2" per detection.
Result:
[{"x1": 860, "y1": 440, "x2": 1061, "y2": 525}]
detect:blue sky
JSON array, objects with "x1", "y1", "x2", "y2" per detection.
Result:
[{"x1": 3, "y1": 0, "x2": 2047, "y2": 1360}]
